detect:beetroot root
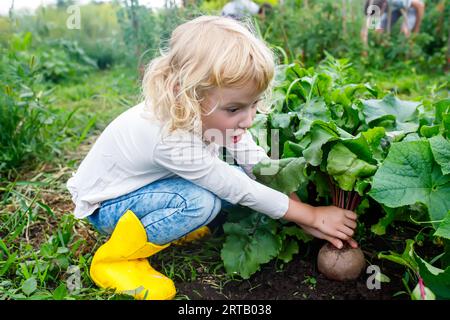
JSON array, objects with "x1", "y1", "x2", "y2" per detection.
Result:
[{"x1": 317, "y1": 243, "x2": 366, "y2": 281}]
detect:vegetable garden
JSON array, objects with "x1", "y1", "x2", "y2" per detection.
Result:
[{"x1": 0, "y1": 0, "x2": 449, "y2": 300}]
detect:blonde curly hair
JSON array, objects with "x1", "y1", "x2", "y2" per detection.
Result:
[{"x1": 141, "y1": 15, "x2": 275, "y2": 137}]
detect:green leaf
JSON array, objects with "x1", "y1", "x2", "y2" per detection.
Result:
[
  {"x1": 414, "y1": 253, "x2": 450, "y2": 299},
  {"x1": 354, "y1": 178, "x2": 371, "y2": 196},
  {"x1": 434, "y1": 98, "x2": 450, "y2": 124},
  {"x1": 270, "y1": 113, "x2": 295, "y2": 129},
  {"x1": 411, "y1": 283, "x2": 436, "y2": 300},
  {"x1": 253, "y1": 157, "x2": 308, "y2": 195},
  {"x1": 0, "y1": 252, "x2": 17, "y2": 277},
  {"x1": 369, "y1": 140, "x2": 450, "y2": 228},
  {"x1": 326, "y1": 143, "x2": 378, "y2": 191},
  {"x1": 277, "y1": 239, "x2": 299, "y2": 263},
  {"x1": 360, "y1": 94, "x2": 420, "y2": 133},
  {"x1": 22, "y1": 277, "x2": 37, "y2": 296},
  {"x1": 301, "y1": 122, "x2": 340, "y2": 166},
  {"x1": 52, "y1": 283, "x2": 68, "y2": 300},
  {"x1": 341, "y1": 127, "x2": 386, "y2": 164},
  {"x1": 378, "y1": 239, "x2": 418, "y2": 272},
  {"x1": 282, "y1": 141, "x2": 304, "y2": 158},
  {"x1": 296, "y1": 97, "x2": 332, "y2": 123},
  {"x1": 434, "y1": 211, "x2": 450, "y2": 240},
  {"x1": 429, "y1": 135, "x2": 450, "y2": 175},
  {"x1": 420, "y1": 125, "x2": 440, "y2": 138},
  {"x1": 221, "y1": 229, "x2": 282, "y2": 279},
  {"x1": 371, "y1": 205, "x2": 401, "y2": 235},
  {"x1": 281, "y1": 226, "x2": 313, "y2": 243}
]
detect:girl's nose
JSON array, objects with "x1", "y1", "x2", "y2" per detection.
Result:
[{"x1": 238, "y1": 109, "x2": 254, "y2": 129}]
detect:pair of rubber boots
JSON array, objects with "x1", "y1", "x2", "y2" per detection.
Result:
[{"x1": 89, "y1": 210, "x2": 210, "y2": 300}]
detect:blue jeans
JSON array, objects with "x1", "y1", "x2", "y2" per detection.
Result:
[
  {"x1": 87, "y1": 166, "x2": 243, "y2": 245},
  {"x1": 380, "y1": 6, "x2": 417, "y2": 31}
]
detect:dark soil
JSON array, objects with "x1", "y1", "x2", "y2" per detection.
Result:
[
  {"x1": 157, "y1": 211, "x2": 411, "y2": 300},
  {"x1": 173, "y1": 241, "x2": 406, "y2": 300}
]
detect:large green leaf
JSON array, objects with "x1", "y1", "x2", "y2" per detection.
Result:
[
  {"x1": 253, "y1": 157, "x2": 308, "y2": 195},
  {"x1": 221, "y1": 223, "x2": 282, "y2": 279},
  {"x1": 360, "y1": 94, "x2": 420, "y2": 133},
  {"x1": 369, "y1": 140, "x2": 450, "y2": 227},
  {"x1": 429, "y1": 135, "x2": 450, "y2": 175},
  {"x1": 326, "y1": 143, "x2": 378, "y2": 191}
]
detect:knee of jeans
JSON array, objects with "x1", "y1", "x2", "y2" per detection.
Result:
[
  {"x1": 87, "y1": 212, "x2": 111, "y2": 236},
  {"x1": 183, "y1": 189, "x2": 222, "y2": 223}
]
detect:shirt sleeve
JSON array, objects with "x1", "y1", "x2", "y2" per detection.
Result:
[
  {"x1": 153, "y1": 131, "x2": 289, "y2": 219},
  {"x1": 224, "y1": 131, "x2": 271, "y2": 179},
  {"x1": 390, "y1": 0, "x2": 412, "y2": 10}
]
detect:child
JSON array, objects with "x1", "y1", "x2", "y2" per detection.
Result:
[{"x1": 66, "y1": 16, "x2": 357, "y2": 300}]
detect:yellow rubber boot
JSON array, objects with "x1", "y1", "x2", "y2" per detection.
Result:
[
  {"x1": 172, "y1": 226, "x2": 211, "y2": 245},
  {"x1": 90, "y1": 210, "x2": 176, "y2": 300}
]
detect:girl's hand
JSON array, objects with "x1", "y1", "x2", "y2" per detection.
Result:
[
  {"x1": 299, "y1": 223, "x2": 358, "y2": 249},
  {"x1": 286, "y1": 192, "x2": 358, "y2": 248},
  {"x1": 310, "y1": 205, "x2": 357, "y2": 242}
]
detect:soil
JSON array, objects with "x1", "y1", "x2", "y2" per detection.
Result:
[
  {"x1": 173, "y1": 243, "x2": 406, "y2": 300},
  {"x1": 156, "y1": 212, "x2": 410, "y2": 300}
]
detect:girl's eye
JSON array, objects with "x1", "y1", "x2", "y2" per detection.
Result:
[{"x1": 227, "y1": 108, "x2": 239, "y2": 113}]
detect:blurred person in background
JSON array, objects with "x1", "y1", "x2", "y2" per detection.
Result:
[
  {"x1": 361, "y1": 0, "x2": 425, "y2": 55},
  {"x1": 221, "y1": 0, "x2": 273, "y2": 21}
]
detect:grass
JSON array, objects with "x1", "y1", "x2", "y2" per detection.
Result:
[
  {"x1": 0, "y1": 65, "x2": 142, "y2": 300},
  {"x1": 0, "y1": 63, "x2": 448, "y2": 300}
]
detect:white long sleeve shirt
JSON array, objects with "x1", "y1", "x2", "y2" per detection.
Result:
[{"x1": 66, "y1": 102, "x2": 289, "y2": 220}]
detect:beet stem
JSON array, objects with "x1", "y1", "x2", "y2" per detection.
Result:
[
  {"x1": 328, "y1": 176, "x2": 337, "y2": 206},
  {"x1": 419, "y1": 277, "x2": 426, "y2": 300},
  {"x1": 350, "y1": 193, "x2": 360, "y2": 212}
]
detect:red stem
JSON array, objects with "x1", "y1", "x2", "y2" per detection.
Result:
[
  {"x1": 328, "y1": 176, "x2": 337, "y2": 206},
  {"x1": 350, "y1": 193, "x2": 360, "y2": 212},
  {"x1": 339, "y1": 189, "x2": 344, "y2": 208},
  {"x1": 419, "y1": 277, "x2": 426, "y2": 300},
  {"x1": 335, "y1": 185, "x2": 339, "y2": 207}
]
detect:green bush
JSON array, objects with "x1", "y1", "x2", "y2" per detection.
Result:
[{"x1": 0, "y1": 33, "x2": 78, "y2": 175}]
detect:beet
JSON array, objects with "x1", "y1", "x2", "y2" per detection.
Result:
[{"x1": 317, "y1": 243, "x2": 366, "y2": 281}]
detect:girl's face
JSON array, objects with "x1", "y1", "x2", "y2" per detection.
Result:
[{"x1": 200, "y1": 81, "x2": 261, "y2": 146}]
